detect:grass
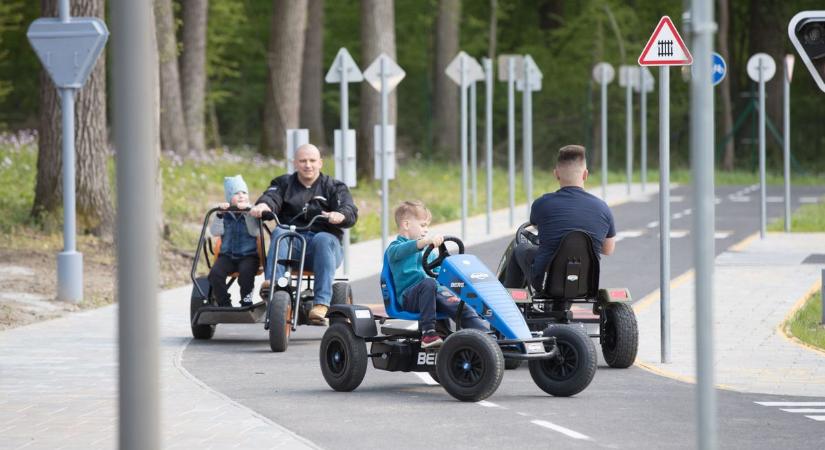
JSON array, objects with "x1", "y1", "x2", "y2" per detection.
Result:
[
  {"x1": 785, "y1": 291, "x2": 825, "y2": 351},
  {"x1": 768, "y1": 199, "x2": 825, "y2": 232}
]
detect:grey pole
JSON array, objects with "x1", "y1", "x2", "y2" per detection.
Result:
[
  {"x1": 507, "y1": 59, "x2": 516, "y2": 227},
  {"x1": 58, "y1": 0, "x2": 69, "y2": 21},
  {"x1": 601, "y1": 77, "x2": 608, "y2": 200},
  {"x1": 484, "y1": 58, "x2": 494, "y2": 235},
  {"x1": 626, "y1": 75, "x2": 634, "y2": 195},
  {"x1": 821, "y1": 269, "x2": 824, "y2": 325},
  {"x1": 783, "y1": 64, "x2": 791, "y2": 232},
  {"x1": 691, "y1": 0, "x2": 717, "y2": 448},
  {"x1": 460, "y1": 57, "x2": 468, "y2": 240},
  {"x1": 380, "y1": 57, "x2": 389, "y2": 250},
  {"x1": 659, "y1": 66, "x2": 671, "y2": 363},
  {"x1": 758, "y1": 58, "x2": 767, "y2": 240},
  {"x1": 641, "y1": 70, "x2": 648, "y2": 192},
  {"x1": 112, "y1": 0, "x2": 159, "y2": 447},
  {"x1": 341, "y1": 60, "x2": 353, "y2": 267},
  {"x1": 470, "y1": 81, "x2": 478, "y2": 208},
  {"x1": 523, "y1": 61, "x2": 533, "y2": 214}
]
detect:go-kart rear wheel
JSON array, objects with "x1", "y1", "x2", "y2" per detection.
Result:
[
  {"x1": 268, "y1": 291, "x2": 292, "y2": 352},
  {"x1": 529, "y1": 325, "x2": 596, "y2": 397},
  {"x1": 320, "y1": 322, "x2": 368, "y2": 391},
  {"x1": 427, "y1": 367, "x2": 440, "y2": 384},
  {"x1": 190, "y1": 276, "x2": 215, "y2": 340},
  {"x1": 601, "y1": 302, "x2": 638, "y2": 368},
  {"x1": 331, "y1": 282, "x2": 353, "y2": 305},
  {"x1": 436, "y1": 329, "x2": 504, "y2": 402}
]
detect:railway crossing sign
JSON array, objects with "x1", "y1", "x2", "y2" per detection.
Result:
[{"x1": 638, "y1": 16, "x2": 693, "y2": 66}]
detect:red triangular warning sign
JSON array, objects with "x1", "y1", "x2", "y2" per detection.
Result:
[{"x1": 638, "y1": 16, "x2": 693, "y2": 66}]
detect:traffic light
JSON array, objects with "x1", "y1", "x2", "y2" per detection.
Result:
[{"x1": 789, "y1": 11, "x2": 825, "y2": 92}]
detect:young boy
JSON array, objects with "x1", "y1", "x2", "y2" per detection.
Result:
[
  {"x1": 385, "y1": 201, "x2": 489, "y2": 348},
  {"x1": 208, "y1": 175, "x2": 260, "y2": 308}
]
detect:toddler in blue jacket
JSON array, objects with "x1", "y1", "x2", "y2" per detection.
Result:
[
  {"x1": 385, "y1": 201, "x2": 488, "y2": 348},
  {"x1": 208, "y1": 175, "x2": 260, "y2": 307}
]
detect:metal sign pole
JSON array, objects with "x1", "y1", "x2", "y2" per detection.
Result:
[
  {"x1": 340, "y1": 60, "x2": 352, "y2": 270},
  {"x1": 626, "y1": 74, "x2": 634, "y2": 196},
  {"x1": 112, "y1": 0, "x2": 159, "y2": 447},
  {"x1": 523, "y1": 61, "x2": 533, "y2": 213},
  {"x1": 640, "y1": 69, "x2": 648, "y2": 192},
  {"x1": 758, "y1": 58, "x2": 767, "y2": 240},
  {"x1": 380, "y1": 57, "x2": 389, "y2": 250},
  {"x1": 783, "y1": 62, "x2": 791, "y2": 232},
  {"x1": 691, "y1": 0, "x2": 717, "y2": 447},
  {"x1": 460, "y1": 57, "x2": 468, "y2": 240},
  {"x1": 484, "y1": 58, "x2": 494, "y2": 235},
  {"x1": 601, "y1": 77, "x2": 608, "y2": 200},
  {"x1": 507, "y1": 59, "x2": 516, "y2": 227},
  {"x1": 470, "y1": 81, "x2": 478, "y2": 208},
  {"x1": 58, "y1": 86, "x2": 82, "y2": 303},
  {"x1": 659, "y1": 65, "x2": 671, "y2": 363}
]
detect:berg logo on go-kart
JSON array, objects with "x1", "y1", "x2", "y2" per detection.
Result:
[
  {"x1": 416, "y1": 352, "x2": 437, "y2": 366},
  {"x1": 470, "y1": 272, "x2": 489, "y2": 280}
]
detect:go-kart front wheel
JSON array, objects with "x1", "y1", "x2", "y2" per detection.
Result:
[
  {"x1": 268, "y1": 291, "x2": 292, "y2": 352},
  {"x1": 436, "y1": 329, "x2": 504, "y2": 402},
  {"x1": 320, "y1": 322, "x2": 368, "y2": 392},
  {"x1": 529, "y1": 325, "x2": 596, "y2": 397},
  {"x1": 190, "y1": 276, "x2": 215, "y2": 340},
  {"x1": 601, "y1": 302, "x2": 639, "y2": 368}
]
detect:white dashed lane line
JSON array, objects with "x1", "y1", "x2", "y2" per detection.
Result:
[
  {"x1": 413, "y1": 372, "x2": 439, "y2": 386},
  {"x1": 646, "y1": 221, "x2": 659, "y2": 228},
  {"x1": 800, "y1": 196, "x2": 821, "y2": 203},
  {"x1": 477, "y1": 400, "x2": 503, "y2": 408},
  {"x1": 530, "y1": 420, "x2": 592, "y2": 440},
  {"x1": 755, "y1": 401, "x2": 825, "y2": 423}
]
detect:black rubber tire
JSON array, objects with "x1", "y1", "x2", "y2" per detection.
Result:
[
  {"x1": 427, "y1": 367, "x2": 441, "y2": 384},
  {"x1": 319, "y1": 322, "x2": 368, "y2": 392},
  {"x1": 268, "y1": 291, "x2": 292, "y2": 352},
  {"x1": 601, "y1": 302, "x2": 639, "y2": 368},
  {"x1": 504, "y1": 358, "x2": 523, "y2": 370},
  {"x1": 190, "y1": 277, "x2": 215, "y2": 340},
  {"x1": 529, "y1": 325, "x2": 597, "y2": 397},
  {"x1": 331, "y1": 282, "x2": 353, "y2": 305},
  {"x1": 436, "y1": 329, "x2": 505, "y2": 402}
]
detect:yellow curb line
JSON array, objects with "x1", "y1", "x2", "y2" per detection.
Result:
[
  {"x1": 777, "y1": 281, "x2": 825, "y2": 358},
  {"x1": 728, "y1": 231, "x2": 759, "y2": 252}
]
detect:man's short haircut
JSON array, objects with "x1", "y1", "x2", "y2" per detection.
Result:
[
  {"x1": 394, "y1": 200, "x2": 431, "y2": 227},
  {"x1": 557, "y1": 145, "x2": 587, "y2": 166}
]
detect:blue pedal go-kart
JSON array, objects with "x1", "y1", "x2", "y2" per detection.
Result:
[{"x1": 318, "y1": 237, "x2": 597, "y2": 402}]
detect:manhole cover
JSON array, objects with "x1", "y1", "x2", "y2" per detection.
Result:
[{"x1": 802, "y1": 254, "x2": 825, "y2": 264}]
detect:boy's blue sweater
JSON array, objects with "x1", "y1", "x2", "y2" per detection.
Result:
[{"x1": 385, "y1": 235, "x2": 434, "y2": 304}]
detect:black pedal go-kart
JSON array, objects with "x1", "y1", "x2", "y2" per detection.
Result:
[
  {"x1": 318, "y1": 236, "x2": 597, "y2": 402},
  {"x1": 189, "y1": 209, "x2": 352, "y2": 353},
  {"x1": 496, "y1": 223, "x2": 639, "y2": 368}
]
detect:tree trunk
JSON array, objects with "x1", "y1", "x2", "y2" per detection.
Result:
[
  {"x1": 718, "y1": 0, "x2": 735, "y2": 171},
  {"x1": 300, "y1": 0, "x2": 325, "y2": 146},
  {"x1": 488, "y1": 0, "x2": 497, "y2": 61},
  {"x1": 148, "y1": 2, "x2": 165, "y2": 237},
  {"x1": 155, "y1": 0, "x2": 189, "y2": 154},
  {"x1": 432, "y1": 0, "x2": 460, "y2": 158},
  {"x1": 358, "y1": 0, "x2": 396, "y2": 180},
  {"x1": 260, "y1": 0, "x2": 308, "y2": 156},
  {"x1": 749, "y1": 0, "x2": 786, "y2": 156},
  {"x1": 180, "y1": 0, "x2": 208, "y2": 154},
  {"x1": 32, "y1": 0, "x2": 114, "y2": 237}
]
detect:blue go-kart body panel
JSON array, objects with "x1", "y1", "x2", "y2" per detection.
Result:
[{"x1": 380, "y1": 253, "x2": 532, "y2": 340}]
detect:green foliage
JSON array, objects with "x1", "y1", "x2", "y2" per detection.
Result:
[
  {"x1": 786, "y1": 291, "x2": 825, "y2": 351},
  {"x1": 0, "y1": 140, "x2": 36, "y2": 232},
  {"x1": 768, "y1": 197, "x2": 825, "y2": 232},
  {"x1": 0, "y1": 0, "x2": 38, "y2": 128}
]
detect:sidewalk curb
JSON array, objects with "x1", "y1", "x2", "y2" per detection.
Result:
[{"x1": 776, "y1": 280, "x2": 825, "y2": 358}]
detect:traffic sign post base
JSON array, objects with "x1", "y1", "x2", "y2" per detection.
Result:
[{"x1": 57, "y1": 250, "x2": 83, "y2": 303}]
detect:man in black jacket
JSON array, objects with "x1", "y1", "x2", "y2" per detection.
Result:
[{"x1": 250, "y1": 144, "x2": 358, "y2": 321}]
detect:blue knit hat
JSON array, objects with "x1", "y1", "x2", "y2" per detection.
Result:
[{"x1": 224, "y1": 175, "x2": 248, "y2": 203}]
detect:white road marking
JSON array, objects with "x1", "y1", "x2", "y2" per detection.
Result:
[
  {"x1": 477, "y1": 400, "x2": 502, "y2": 408},
  {"x1": 756, "y1": 402, "x2": 825, "y2": 407},
  {"x1": 673, "y1": 213, "x2": 683, "y2": 219},
  {"x1": 530, "y1": 420, "x2": 591, "y2": 440},
  {"x1": 682, "y1": 208, "x2": 692, "y2": 215},
  {"x1": 646, "y1": 221, "x2": 659, "y2": 228},
  {"x1": 729, "y1": 196, "x2": 751, "y2": 202},
  {"x1": 800, "y1": 196, "x2": 821, "y2": 203},
  {"x1": 715, "y1": 197, "x2": 722, "y2": 204},
  {"x1": 516, "y1": 412, "x2": 530, "y2": 417},
  {"x1": 670, "y1": 196, "x2": 684, "y2": 203},
  {"x1": 615, "y1": 230, "x2": 644, "y2": 242},
  {"x1": 714, "y1": 231, "x2": 732, "y2": 239},
  {"x1": 414, "y1": 372, "x2": 440, "y2": 386},
  {"x1": 806, "y1": 416, "x2": 825, "y2": 421},
  {"x1": 670, "y1": 230, "x2": 689, "y2": 238},
  {"x1": 766, "y1": 196, "x2": 784, "y2": 203},
  {"x1": 780, "y1": 408, "x2": 825, "y2": 413}
]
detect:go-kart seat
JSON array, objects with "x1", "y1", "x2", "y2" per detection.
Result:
[
  {"x1": 380, "y1": 254, "x2": 448, "y2": 321},
  {"x1": 535, "y1": 230, "x2": 600, "y2": 302},
  {"x1": 209, "y1": 236, "x2": 265, "y2": 277}
]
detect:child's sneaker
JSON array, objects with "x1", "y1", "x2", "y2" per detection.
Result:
[
  {"x1": 239, "y1": 294, "x2": 253, "y2": 308},
  {"x1": 421, "y1": 331, "x2": 443, "y2": 349}
]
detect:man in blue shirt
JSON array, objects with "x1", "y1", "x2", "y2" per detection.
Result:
[{"x1": 503, "y1": 145, "x2": 616, "y2": 291}]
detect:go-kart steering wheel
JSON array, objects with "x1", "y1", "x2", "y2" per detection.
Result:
[
  {"x1": 422, "y1": 236, "x2": 464, "y2": 277},
  {"x1": 515, "y1": 222, "x2": 540, "y2": 246}
]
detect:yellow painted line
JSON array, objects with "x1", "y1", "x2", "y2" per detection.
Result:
[
  {"x1": 777, "y1": 281, "x2": 825, "y2": 357},
  {"x1": 728, "y1": 231, "x2": 759, "y2": 252}
]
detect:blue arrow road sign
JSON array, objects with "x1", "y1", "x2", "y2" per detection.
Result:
[{"x1": 712, "y1": 52, "x2": 726, "y2": 86}]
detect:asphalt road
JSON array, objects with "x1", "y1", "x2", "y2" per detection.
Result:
[{"x1": 183, "y1": 185, "x2": 825, "y2": 449}]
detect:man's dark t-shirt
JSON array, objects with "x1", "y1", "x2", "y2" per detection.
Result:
[{"x1": 529, "y1": 186, "x2": 616, "y2": 287}]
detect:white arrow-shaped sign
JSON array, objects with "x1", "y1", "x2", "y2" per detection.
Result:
[
  {"x1": 363, "y1": 53, "x2": 406, "y2": 93},
  {"x1": 445, "y1": 51, "x2": 484, "y2": 88},
  {"x1": 516, "y1": 55, "x2": 542, "y2": 91},
  {"x1": 325, "y1": 47, "x2": 363, "y2": 83},
  {"x1": 27, "y1": 17, "x2": 109, "y2": 89}
]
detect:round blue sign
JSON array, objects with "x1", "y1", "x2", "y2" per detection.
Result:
[{"x1": 712, "y1": 52, "x2": 726, "y2": 86}]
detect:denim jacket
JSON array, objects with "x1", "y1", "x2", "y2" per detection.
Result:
[{"x1": 211, "y1": 213, "x2": 259, "y2": 258}]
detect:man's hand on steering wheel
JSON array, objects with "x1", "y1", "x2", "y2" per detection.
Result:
[
  {"x1": 322, "y1": 211, "x2": 345, "y2": 225},
  {"x1": 249, "y1": 203, "x2": 271, "y2": 218}
]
